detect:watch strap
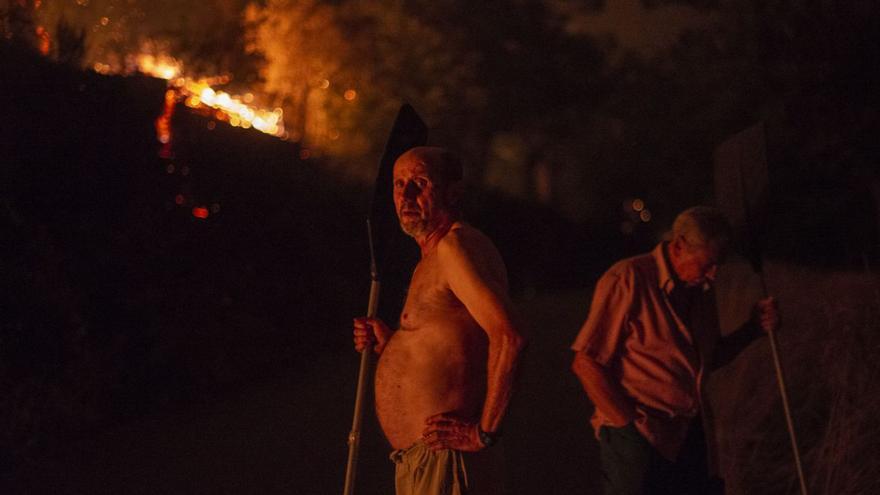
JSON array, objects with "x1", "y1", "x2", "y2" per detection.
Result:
[{"x1": 477, "y1": 425, "x2": 501, "y2": 447}]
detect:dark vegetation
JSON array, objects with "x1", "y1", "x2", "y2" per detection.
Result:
[{"x1": 0, "y1": 43, "x2": 608, "y2": 486}]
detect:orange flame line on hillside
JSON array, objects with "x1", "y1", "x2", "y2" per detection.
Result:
[{"x1": 95, "y1": 54, "x2": 286, "y2": 142}]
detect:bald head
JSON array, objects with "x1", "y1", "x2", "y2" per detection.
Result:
[{"x1": 395, "y1": 147, "x2": 463, "y2": 187}]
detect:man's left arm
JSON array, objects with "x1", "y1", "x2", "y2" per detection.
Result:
[
  {"x1": 423, "y1": 231, "x2": 526, "y2": 451},
  {"x1": 712, "y1": 296, "x2": 780, "y2": 370}
]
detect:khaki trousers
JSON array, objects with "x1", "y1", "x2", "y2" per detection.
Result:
[{"x1": 390, "y1": 441, "x2": 469, "y2": 495}]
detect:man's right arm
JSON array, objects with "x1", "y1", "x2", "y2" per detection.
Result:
[
  {"x1": 569, "y1": 268, "x2": 636, "y2": 426},
  {"x1": 571, "y1": 351, "x2": 636, "y2": 426}
]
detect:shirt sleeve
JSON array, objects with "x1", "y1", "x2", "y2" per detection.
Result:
[{"x1": 570, "y1": 267, "x2": 633, "y2": 365}]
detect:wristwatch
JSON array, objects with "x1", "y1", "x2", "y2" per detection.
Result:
[{"x1": 477, "y1": 425, "x2": 501, "y2": 447}]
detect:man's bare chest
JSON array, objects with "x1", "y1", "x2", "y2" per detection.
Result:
[{"x1": 399, "y1": 258, "x2": 467, "y2": 329}]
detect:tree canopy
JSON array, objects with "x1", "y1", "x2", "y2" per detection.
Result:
[{"x1": 22, "y1": 0, "x2": 880, "y2": 223}]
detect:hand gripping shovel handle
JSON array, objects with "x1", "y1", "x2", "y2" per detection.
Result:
[
  {"x1": 734, "y1": 130, "x2": 809, "y2": 495},
  {"x1": 343, "y1": 278, "x2": 379, "y2": 495},
  {"x1": 344, "y1": 220, "x2": 381, "y2": 495},
  {"x1": 718, "y1": 122, "x2": 808, "y2": 495},
  {"x1": 757, "y1": 277, "x2": 809, "y2": 495}
]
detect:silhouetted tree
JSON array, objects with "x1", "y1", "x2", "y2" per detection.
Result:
[{"x1": 55, "y1": 17, "x2": 85, "y2": 66}]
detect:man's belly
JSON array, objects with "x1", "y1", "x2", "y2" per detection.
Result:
[{"x1": 374, "y1": 328, "x2": 484, "y2": 449}]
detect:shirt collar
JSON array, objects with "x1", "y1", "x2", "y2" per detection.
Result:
[{"x1": 653, "y1": 242, "x2": 677, "y2": 295}]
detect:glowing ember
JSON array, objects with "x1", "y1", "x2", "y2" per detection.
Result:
[
  {"x1": 155, "y1": 89, "x2": 176, "y2": 145},
  {"x1": 35, "y1": 25, "x2": 50, "y2": 55},
  {"x1": 192, "y1": 206, "x2": 209, "y2": 219}
]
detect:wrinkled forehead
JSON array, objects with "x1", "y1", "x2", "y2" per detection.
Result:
[{"x1": 393, "y1": 149, "x2": 443, "y2": 179}]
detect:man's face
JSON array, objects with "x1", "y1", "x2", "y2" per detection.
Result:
[
  {"x1": 392, "y1": 153, "x2": 449, "y2": 238},
  {"x1": 672, "y1": 238, "x2": 723, "y2": 287}
]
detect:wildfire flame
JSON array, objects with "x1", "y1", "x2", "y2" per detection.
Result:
[
  {"x1": 136, "y1": 54, "x2": 182, "y2": 81},
  {"x1": 123, "y1": 54, "x2": 286, "y2": 139},
  {"x1": 182, "y1": 80, "x2": 283, "y2": 136}
]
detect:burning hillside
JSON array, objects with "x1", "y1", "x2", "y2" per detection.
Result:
[{"x1": 120, "y1": 54, "x2": 286, "y2": 140}]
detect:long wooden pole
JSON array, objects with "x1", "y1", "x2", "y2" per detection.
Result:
[
  {"x1": 343, "y1": 220, "x2": 381, "y2": 495},
  {"x1": 757, "y1": 276, "x2": 809, "y2": 495}
]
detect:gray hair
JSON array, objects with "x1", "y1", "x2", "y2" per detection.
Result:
[{"x1": 672, "y1": 206, "x2": 732, "y2": 251}]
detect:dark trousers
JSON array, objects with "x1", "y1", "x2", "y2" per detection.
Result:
[{"x1": 597, "y1": 419, "x2": 724, "y2": 495}]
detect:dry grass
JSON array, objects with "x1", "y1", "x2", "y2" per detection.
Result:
[
  {"x1": 809, "y1": 302, "x2": 880, "y2": 495},
  {"x1": 712, "y1": 261, "x2": 880, "y2": 494}
]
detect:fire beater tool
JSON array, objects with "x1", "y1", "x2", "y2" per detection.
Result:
[
  {"x1": 343, "y1": 104, "x2": 427, "y2": 495},
  {"x1": 715, "y1": 122, "x2": 809, "y2": 495}
]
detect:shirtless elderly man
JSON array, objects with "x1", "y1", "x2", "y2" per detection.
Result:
[{"x1": 353, "y1": 146, "x2": 525, "y2": 495}]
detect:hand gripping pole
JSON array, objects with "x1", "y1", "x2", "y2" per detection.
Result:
[{"x1": 343, "y1": 220, "x2": 381, "y2": 495}]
